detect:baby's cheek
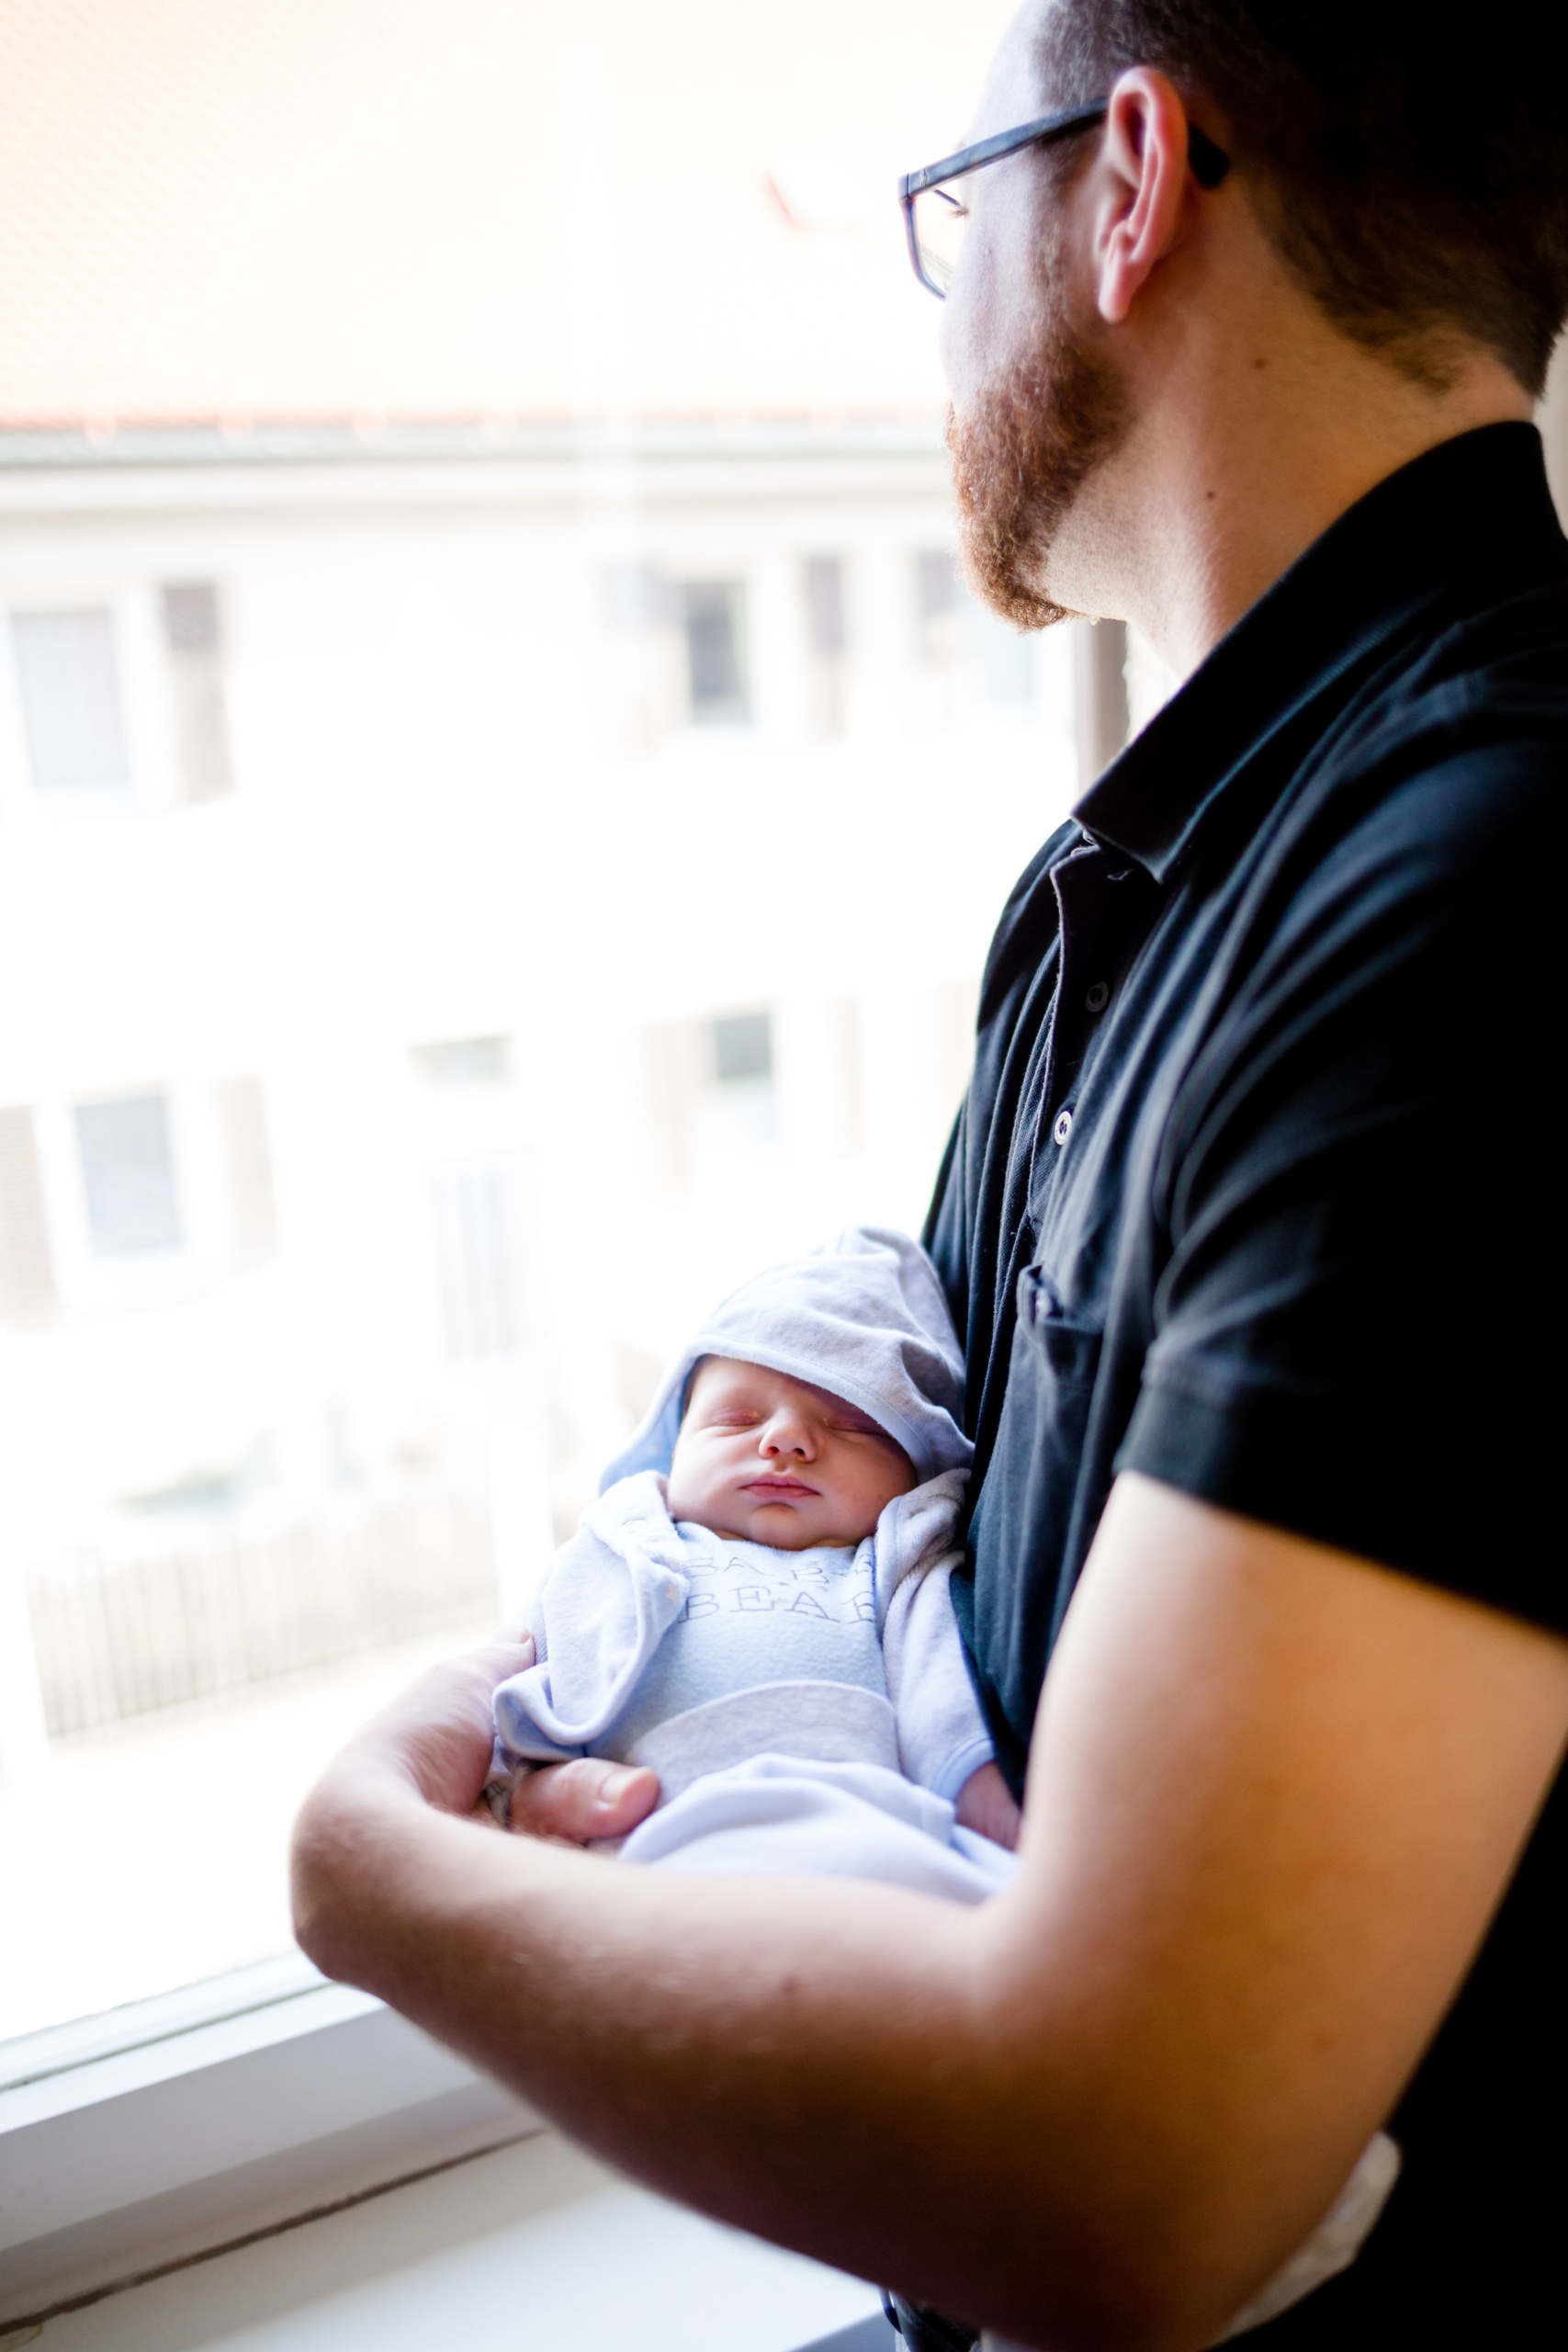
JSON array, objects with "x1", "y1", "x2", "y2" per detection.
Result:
[{"x1": 666, "y1": 1450, "x2": 725, "y2": 1528}]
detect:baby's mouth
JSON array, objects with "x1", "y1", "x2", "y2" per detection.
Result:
[{"x1": 742, "y1": 1475, "x2": 819, "y2": 1499}]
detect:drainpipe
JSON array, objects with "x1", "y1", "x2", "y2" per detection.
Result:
[{"x1": 1072, "y1": 616, "x2": 1129, "y2": 794}]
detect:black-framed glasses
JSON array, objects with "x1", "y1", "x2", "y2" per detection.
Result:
[{"x1": 898, "y1": 103, "x2": 1230, "y2": 299}]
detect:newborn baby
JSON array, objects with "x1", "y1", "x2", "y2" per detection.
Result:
[{"x1": 489, "y1": 1227, "x2": 1021, "y2": 1900}]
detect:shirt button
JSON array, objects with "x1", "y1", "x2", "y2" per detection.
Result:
[
  {"x1": 1053, "y1": 1108, "x2": 1074, "y2": 1148},
  {"x1": 1084, "y1": 980, "x2": 1110, "y2": 1012}
]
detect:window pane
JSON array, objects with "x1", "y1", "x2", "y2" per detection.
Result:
[
  {"x1": 412, "y1": 1036, "x2": 513, "y2": 1086},
  {"x1": 74, "y1": 1095, "x2": 183, "y2": 1255},
  {"x1": 0, "y1": 0, "x2": 1063, "y2": 2046},
  {"x1": 805, "y1": 558, "x2": 848, "y2": 740},
  {"x1": 805, "y1": 557, "x2": 846, "y2": 658},
  {"x1": 10, "y1": 608, "x2": 130, "y2": 789},
  {"x1": 682, "y1": 582, "x2": 750, "y2": 722},
  {"x1": 713, "y1": 1011, "x2": 773, "y2": 1084},
  {"x1": 918, "y1": 548, "x2": 960, "y2": 623}
]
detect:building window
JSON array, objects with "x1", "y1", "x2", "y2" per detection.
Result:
[
  {"x1": 162, "y1": 581, "x2": 234, "y2": 800},
  {"x1": 977, "y1": 607, "x2": 1035, "y2": 705},
  {"x1": 637, "y1": 1008, "x2": 778, "y2": 1193},
  {"x1": 917, "y1": 549, "x2": 1035, "y2": 709},
  {"x1": 712, "y1": 1010, "x2": 773, "y2": 1085},
  {"x1": 0, "y1": 1105, "x2": 56, "y2": 1321},
  {"x1": 412, "y1": 1035, "x2": 513, "y2": 1087},
  {"x1": 916, "y1": 550, "x2": 967, "y2": 667},
  {"x1": 804, "y1": 556, "x2": 847, "y2": 741},
  {"x1": 9, "y1": 608, "x2": 130, "y2": 791},
  {"x1": 695, "y1": 1008, "x2": 776, "y2": 1153},
  {"x1": 74, "y1": 1093, "x2": 184, "y2": 1257},
  {"x1": 682, "y1": 582, "x2": 750, "y2": 724}
]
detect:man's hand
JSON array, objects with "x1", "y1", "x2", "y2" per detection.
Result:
[
  {"x1": 349, "y1": 1634, "x2": 531, "y2": 1815},
  {"x1": 313, "y1": 1627, "x2": 663, "y2": 1842},
  {"x1": 953, "y1": 1758, "x2": 1023, "y2": 1849}
]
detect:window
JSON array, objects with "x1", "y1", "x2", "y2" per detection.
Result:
[
  {"x1": 637, "y1": 1009, "x2": 781, "y2": 1193},
  {"x1": 73, "y1": 1093, "x2": 183, "y2": 1257},
  {"x1": 162, "y1": 580, "x2": 235, "y2": 799},
  {"x1": 712, "y1": 1010, "x2": 773, "y2": 1085},
  {"x1": 804, "y1": 555, "x2": 848, "y2": 740},
  {"x1": 695, "y1": 1009, "x2": 777, "y2": 1155},
  {"x1": 682, "y1": 582, "x2": 750, "y2": 723},
  {"x1": 412, "y1": 1035, "x2": 513, "y2": 1087},
  {"x1": 917, "y1": 548, "x2": 1038, "y2": 713},
  {"x1": 916, "y1": 548, "x2": 966, "y2": 665},
  {"x1": 9, "y1": 607, "x2": 130, "y2": 790},
  {"x1": 976, "y1": 607, "x2": 1035, "y2": 705},
  {"x1": 0, "y1": 0, "x2": 1089, "y2": 2092}
]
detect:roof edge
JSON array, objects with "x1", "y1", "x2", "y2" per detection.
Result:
[{"x1": 0, "y1": 412, "x2": 946, "y2": 472}]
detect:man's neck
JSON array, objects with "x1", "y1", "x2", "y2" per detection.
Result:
[{"x1": 1046, "y1": 273, "x2": 1534, "y2": 678}]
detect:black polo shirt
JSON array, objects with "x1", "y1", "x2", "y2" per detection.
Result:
[{"x1": 924, "y1": 423, "x2": 1564, "y2": 2342}]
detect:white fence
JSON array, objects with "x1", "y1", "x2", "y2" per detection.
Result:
[{"x1": 27, "y1": 1484, "x2": 497, "y2": 1738}]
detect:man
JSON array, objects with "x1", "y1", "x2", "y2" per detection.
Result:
[{"x1": 292, "y1": 4, "x2": 1568, "y2": 2343}]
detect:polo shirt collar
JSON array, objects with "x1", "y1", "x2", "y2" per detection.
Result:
[{"x1": 1076, "y1": 422, "x2": 1565, "y2": 885}]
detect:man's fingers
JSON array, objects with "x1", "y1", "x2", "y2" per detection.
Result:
[{"x1": 508, "y1": 1758, "x2": 661, "y2": 1846}]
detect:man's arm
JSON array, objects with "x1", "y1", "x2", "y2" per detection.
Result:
[{"x1": 292, "y1": 1473, "x2": 1568, "y2": 2352}]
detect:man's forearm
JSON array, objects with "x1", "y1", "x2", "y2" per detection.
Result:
[
  {"x1": 295, "y1": 1756, "x2": 1016, "y2": 2326},
  {"x1": 295, "y1": 1487, "x2": 1568, "y2": 2352}
]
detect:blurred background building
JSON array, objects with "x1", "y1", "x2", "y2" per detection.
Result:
[{"x1": 2, "y1": 0, "x2": 1563, "y2": 2037}]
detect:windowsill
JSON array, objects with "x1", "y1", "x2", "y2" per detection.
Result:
[
  {"x1": 3, "y1": 2132, "x2": 890, "y2": 2352},
  {"x1": 0, "y1": 1957, "x2": 889, "y2": 2352},
  {"x1": 0, "y1": 1952, "x2": 533, "y2": 2324}
]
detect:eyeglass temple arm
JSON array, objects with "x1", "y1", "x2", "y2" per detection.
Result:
[
  {"x1": 899, "y1": 103, "x2": 1108, "y2": 200},
  {"x1": 898, "y1": 105, "x2": 1229, "y2": 201}
]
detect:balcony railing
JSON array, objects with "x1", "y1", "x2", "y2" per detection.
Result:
[{"x1": 26, "y1": 1483, "x2": 496, "y2": 1738}]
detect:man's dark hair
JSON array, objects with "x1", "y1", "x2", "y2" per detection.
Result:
[{"x1": 1039, "y1": 0, "x2": 1568, "y2": 394}]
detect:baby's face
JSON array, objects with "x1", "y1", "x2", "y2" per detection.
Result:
[{"x1": 665, "y1": 1357, "x2": 916, "y2": 1550}]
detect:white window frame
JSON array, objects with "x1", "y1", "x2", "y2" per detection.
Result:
[
  {"x1": 0, "y1": 1951, "x2": 538, "y2": 2329},
  {"x1": 0, "y1": 577, "x2": 205, "y2": 822}
]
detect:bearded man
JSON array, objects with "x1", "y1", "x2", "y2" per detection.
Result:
[{"x1": 293, "y1": 4, "x2": 1568, "y2": 2345}]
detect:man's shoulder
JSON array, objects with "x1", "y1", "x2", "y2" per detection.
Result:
[
  {"x1": 1328, "y1": 567, "x2": 1567, "y2": 795},
  {"x1": 1276, "y1": 572, "x2": 1565, "y2": 915}
]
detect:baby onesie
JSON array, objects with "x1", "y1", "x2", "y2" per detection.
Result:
[{"x1": 491, "y1": 1467, "x2": 1014, "y2": 1903}]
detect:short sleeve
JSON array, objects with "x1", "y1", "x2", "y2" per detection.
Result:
[{"x1": 1118, "y1": 745, "x2": 1560, "y2": 1633}]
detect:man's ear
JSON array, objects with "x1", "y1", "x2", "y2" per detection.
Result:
[{"x1": 1092, "y1": 68, "x2": 1197, "y2": 326}]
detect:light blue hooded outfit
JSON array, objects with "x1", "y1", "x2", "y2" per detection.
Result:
[{"x1": 490, "y1": 1227, "x2": 1015, "y2": 1903}]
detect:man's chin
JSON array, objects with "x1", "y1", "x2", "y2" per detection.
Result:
[
  {"x1": 945, "y1": 320, "x2": 1130, "y2": 631},
  {"x1": 949, "y1": 394, "x2": 1072, "y2": 630}
]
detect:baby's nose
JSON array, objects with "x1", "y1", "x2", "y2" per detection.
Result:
[{"x1": 761, "y1": 1415, "x2": 814, "y2": 1456}]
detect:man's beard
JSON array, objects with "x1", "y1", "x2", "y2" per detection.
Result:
[{"x1": 947, "y1": 288, "x2": 1130, "y2": 630}]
